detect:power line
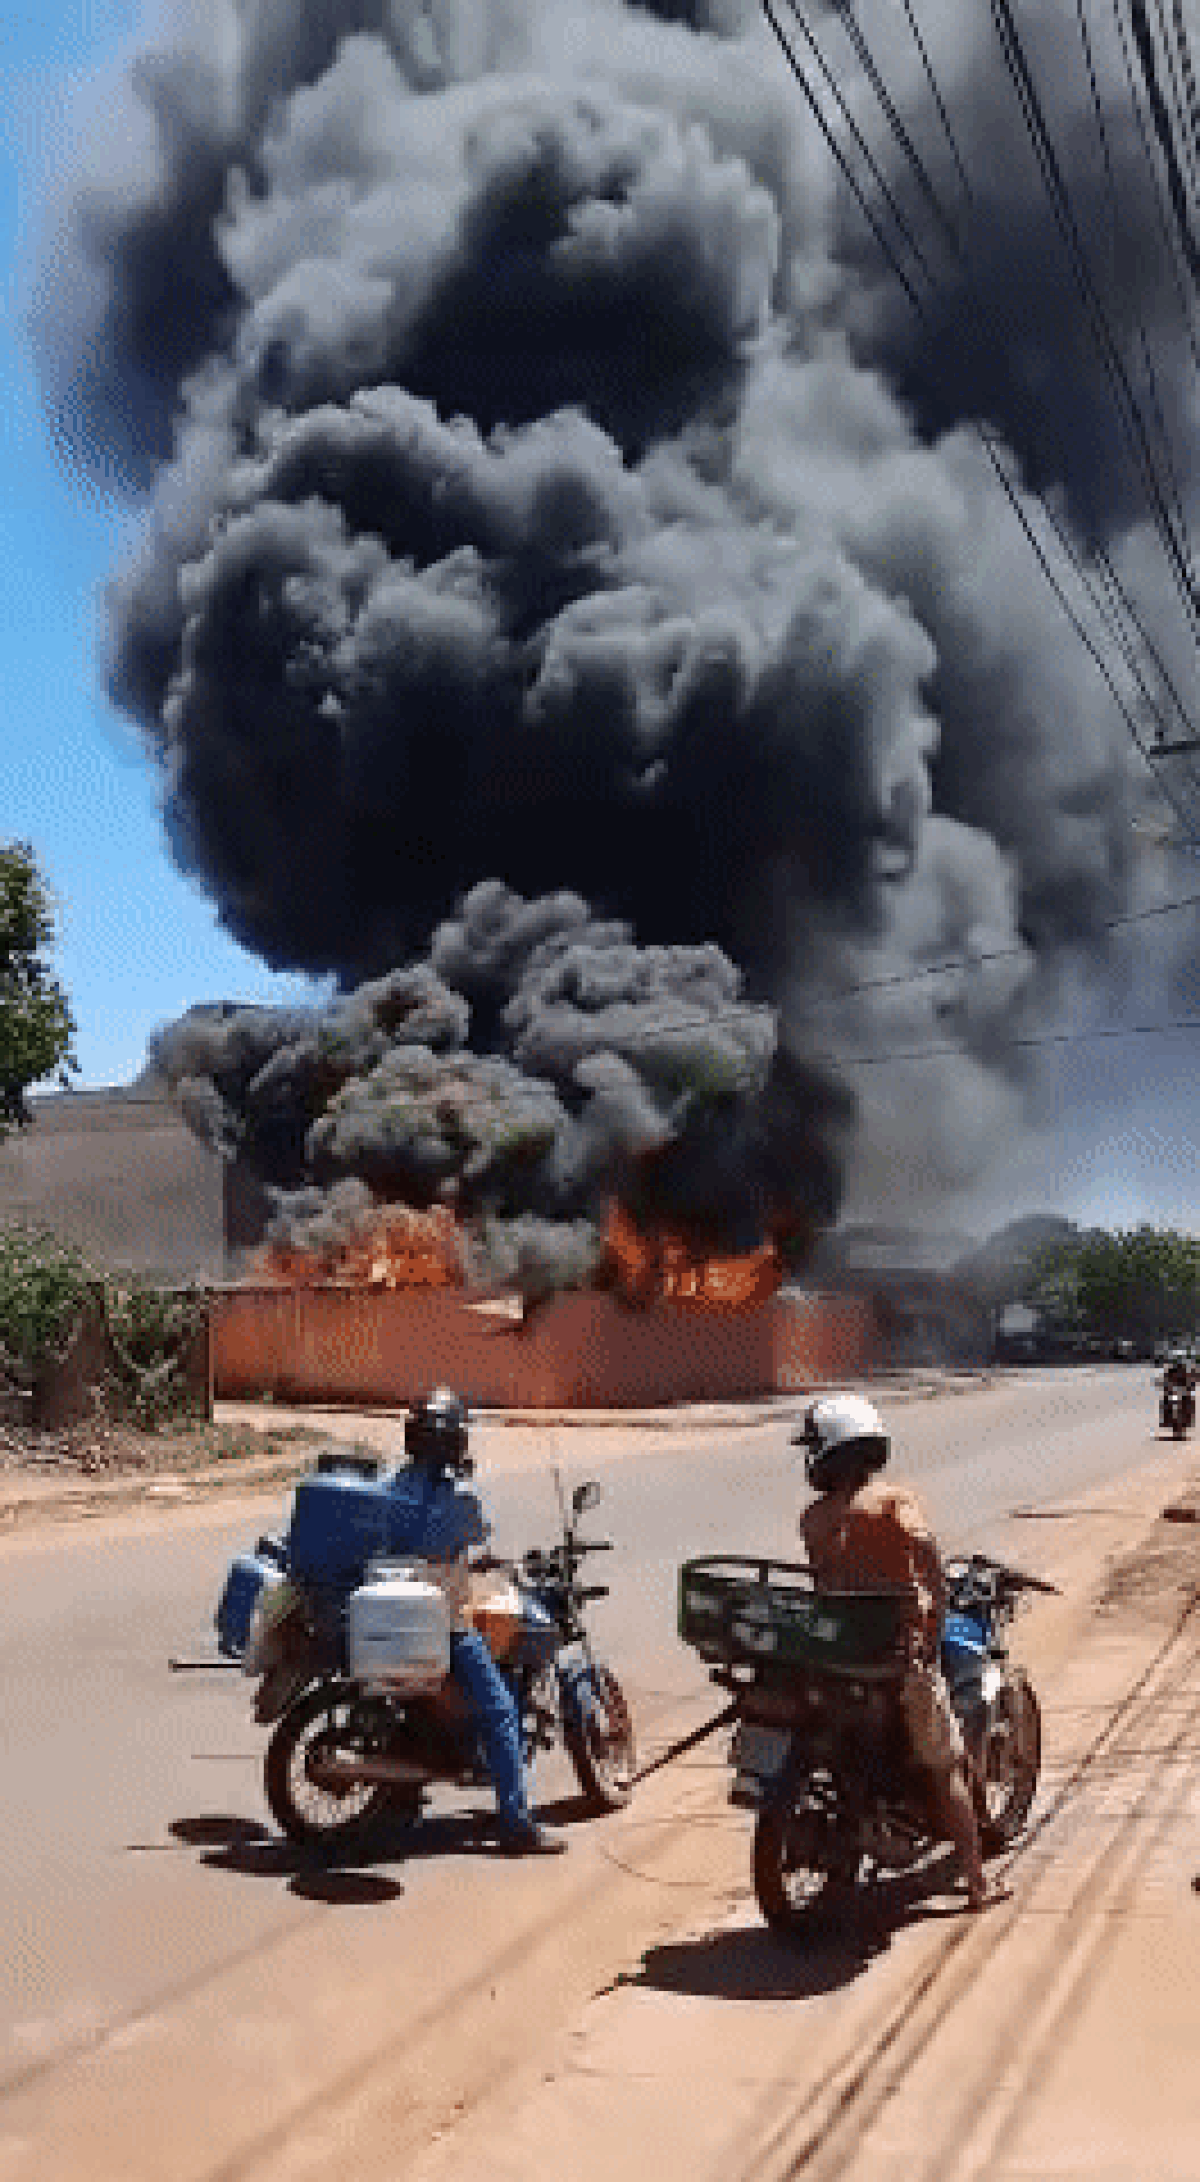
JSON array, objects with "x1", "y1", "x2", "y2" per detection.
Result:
[
  {"x1": 1127, "y1": 0, "x2": 1200, "y2": 288},
  {"x1": 1075, "y1": 0, "x2": 1195, "y2": 574},
  {"x1": 1171, "y1": 0, "x2": 1200, "y2": 175},
  {"x1": 897, "y1": 0, "x2": 1200, "y2": 743},
  {"x1": 522, "y1": 889, "x2": 1200, "y2": 1045},
  {"x1": 764, "y1": 0, "x2": 1200, "y2": 836},
  {"x1": 789, "y1": 886, "x2": 1200, "y2": 1014},
  {"x1": 988, "y1": 0, "x2": 1200, "y2": 640},
  {"x1": 1148, "y1": 0, "x2": 1200, "y2": 225},
  {"x1": 816, "y1": 1017, "x2": 1200, "y2": 1067},
  {"x1": 1107, "y1": 0, "x2": 1200, "y2": 388},
  {"x1": 899, "y1": 0, "x2": 975, "y2": 213}
]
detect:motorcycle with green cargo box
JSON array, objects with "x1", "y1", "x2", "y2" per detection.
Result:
[
  {"x1": 215, "y1": 1451, "x2": 636, "y2": 1852},
  {"x1": 679, "y1": 1551, "x2": 1048, "y2": 1934}
]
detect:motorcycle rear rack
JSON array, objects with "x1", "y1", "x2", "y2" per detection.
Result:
[{"x1": 679, "y1": 1555, "x2": 911, "y2": 1675}]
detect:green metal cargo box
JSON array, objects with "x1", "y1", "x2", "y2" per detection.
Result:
[{"x1": 678, "y1": 1555, "x2": 910, "y2": 1674}]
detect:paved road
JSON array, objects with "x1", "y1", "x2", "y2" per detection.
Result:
[{"x1": 0, "y1": 1366, "x2": 1166, "y2": 2180}]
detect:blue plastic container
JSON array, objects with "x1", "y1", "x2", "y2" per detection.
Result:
[
  {"x1": 941, "y1": 1609, "x2": 988, "y2": 1701},
  {"x1": 286, "y1": 1470, "x2": 396, "y2": 1589},
  {"x1": 216, "y1": 1551, "x2": 284, "y2": 1659},
  {"x1": 508, "y1": 1596, "x2": 559, "y2": 1673}
]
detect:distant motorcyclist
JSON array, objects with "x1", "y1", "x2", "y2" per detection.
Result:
[
  {"x1": 388, "y1": 1389, "x2": 565, "y2": 1855},
  {"x1": 1159, "y1": 1353, "x2": 1197, "y2": 1429},
  {"x1": 795, "y1": 1394, "x2": 1003, "y2": 1913}
]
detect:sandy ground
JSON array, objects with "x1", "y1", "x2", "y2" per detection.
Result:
[
  {"x1": 1, "y1": 1380, "x2": 1195, "y2": 2182},
  {"x1": 406, "y1": 1449, "x2": 1200, "y2": 2182}
]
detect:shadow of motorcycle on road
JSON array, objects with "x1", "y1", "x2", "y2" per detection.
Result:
[{"x1": 617, "y1": 1845, "x2": 971, "y2": 2004}]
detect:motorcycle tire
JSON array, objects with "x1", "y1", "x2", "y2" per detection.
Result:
[
  {"x1": 752, "y1": 1796, "x2": 841, "y2": 1939},
  {"x1": 563, "y1": 1665, "x2": 637, "y2": 1812},
  {"x1": 976, "y1": 1668, "x2": 1041, "y2": 1854},
  {"x1": 265, "y1": 1681, "x2": 391, "y2": 1854}
]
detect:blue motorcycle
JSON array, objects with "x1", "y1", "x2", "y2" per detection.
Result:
[
  {"x1": 678, "y1": 1550, "x2": 1049, "y2": 1936},
  {"x1": 217, "y1": 1462, "x2": 636, "y2": 1854}
]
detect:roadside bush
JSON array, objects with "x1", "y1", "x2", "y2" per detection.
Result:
[
  {"x1": 0, "y1": 1226, "x2": 92, "y2": 1389},
  {"x1": 104, "y1": 1282, "x2": 210, "y2": 1428},
  {"x1": 0, "y1": 1225, "x2": 209, "y2": 1426}
]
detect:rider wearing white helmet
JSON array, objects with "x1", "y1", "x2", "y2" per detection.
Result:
[{"x1": 795, "y1": 1393, "x2": 997, "y2": 1913}]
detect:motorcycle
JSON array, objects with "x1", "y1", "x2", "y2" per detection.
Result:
[
  {"x1": 1160, "y1": 1381, "x2": 1196, "y2": 1439},
  {"x1": 678, "y1": 1550, "x2": 1050, "y2": 1936},
  {"x1": 216, "y1": 1461, "x2": 636, "y2": 1854}
]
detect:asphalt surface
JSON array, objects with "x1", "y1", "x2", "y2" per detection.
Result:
[{"x1": 0, "y1": 1365, "x2": 1173, "y2": 2181}]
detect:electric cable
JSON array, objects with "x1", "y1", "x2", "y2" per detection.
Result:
[
  {"x1": 777, "y1": 0, "x2": 941, "y2": 291},
  {"x1": 831, "y1": 0, "x2": 963, "y2": 257},
  {"x1": 787, "y1": 886, "x2": 1200, "y2": 1015},
  {"x1": 1171, "y1": 0, "x2": 1200, "y2": 175},
  {"x1": 1148, "y1": 0, "x2": 1200, "y2": 223},
  {"x1": 1076, "y1": 0, "x2": 1195, "y2": 583},
  {"x1": 900, "y1": 0, "x2": 975, "y2": 212},
  {"x1": 1128, "y1": 0, "x2": 1200, "y2": 286},
  {"x1": 762, "y1": 0, "x2": 1200, "y2": 832},
  {"x1": 505, "y1": 888, "x2": 1200, "y2": 1044},
  {"x1": 894, "y1": 0, "x2": 1200, "y2": 739},
  {"x1": 1109, "y1": 0, "x2": 1200, "y2": 387},
  {"x1": 814, "y1": 1017, "x2": 1200, "y2": 1068},
  {"x1": 988, "y1": 0, "x2": 1200, "y2": 639}
]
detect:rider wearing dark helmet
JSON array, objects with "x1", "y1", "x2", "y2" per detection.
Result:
[
  {"x1": 389, "y1": 1388, "x2": 565, "y2": 1856},
  {"x1": 795, "y1": 1394, "x2": 999, "y2": 1913}
]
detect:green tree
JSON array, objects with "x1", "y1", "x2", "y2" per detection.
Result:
[
  {"x1": 1028, "y1": 1225, "x2": 1199, "y2": 1347},
  {"x1": 0, "y1": 844, "x2": 78, "y2": 1135}
]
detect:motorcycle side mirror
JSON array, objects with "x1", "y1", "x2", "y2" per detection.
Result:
[{"x1": 572, "y1": 1481, "x2": 602, "y2": 1516}]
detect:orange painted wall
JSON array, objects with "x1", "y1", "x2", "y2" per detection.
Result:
[{"x1": 212, "y1": 1285, "x2": 876, "y2": 1409}]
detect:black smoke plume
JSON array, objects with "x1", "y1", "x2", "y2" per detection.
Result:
[
  {"x1": 35, "y1": 0, "x2": 1198, "y2": 1228},
  {"x1": 151, "y1": 882, "x2": 849, "y2": 1287}
]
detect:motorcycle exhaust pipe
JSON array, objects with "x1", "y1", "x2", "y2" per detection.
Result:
[{"x1": 307, "y1": 1752, "x2": 431, "y2": 1791}]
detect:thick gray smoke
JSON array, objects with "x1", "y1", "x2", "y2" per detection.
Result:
[
  {"x1": 35, "y1": 0, "x2": 1199, "y2": 1225},
  {"x1": 152, "y1": 882, "x2": 849, "y2": 1284}
]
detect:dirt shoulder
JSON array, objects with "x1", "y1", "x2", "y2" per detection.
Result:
[
  {"x1": 0, "y1": 1369, "x2": 1012, "y2": 1535},
  {"x1": 402, "y1": 1442, "x2": 1200, "y2": 2182}
]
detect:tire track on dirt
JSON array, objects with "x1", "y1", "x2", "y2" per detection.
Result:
[{"x1": 0, "y1": 1682, "x2": 703, "y2": 2114}]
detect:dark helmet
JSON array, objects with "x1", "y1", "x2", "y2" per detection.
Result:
[
  {"x1": 793, "y1": 1393, "x2": 889, "y2": 1496},
  {"x1": 405, "y1": 1387, "x2": 472, "y2": 1478}
]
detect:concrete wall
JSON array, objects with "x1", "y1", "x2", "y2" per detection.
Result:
[
  {"x1": 211, "y1": 1285, "x2": 877, "y2": 1409},
  {"x1": 0, "y1": 1090, "x2": 226, "y2": 1285}
]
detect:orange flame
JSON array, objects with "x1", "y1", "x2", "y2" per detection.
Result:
[
  {"x1": 259, "y1": 1205, "x2": 463, "y2": 1289},
  {"x1": 603, "y1": 1203, "x2": 780, "y2": 1308}
]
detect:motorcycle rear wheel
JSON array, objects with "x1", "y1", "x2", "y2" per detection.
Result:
[
  {"x1": 265, "y1": 1682, "x2": 391, "y2": 1854},
  {"x1": 977, "y1": 1669, "x2": 1041, "y2": 1853},
  {"x1": 564, "y1": 1665, "x2": 636, "y2": 1812},
  {"x1": 753, "y1": 1799, "x2": 841, "y2": 1938}
]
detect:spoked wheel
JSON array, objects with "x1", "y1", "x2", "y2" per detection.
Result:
[
  {"x1": 265, "y1": 1682, "x2": 390, "y2": 1854},
  {"x1": 976, "y1": 1669, "x2": 1041, "y2": 1853},
  {"x1": 753, "y1": 1797, "x2": 844, "y2": 1939},
  {"x1": 564, "y1": 1665, "x2": 637, "y2": 1812}
]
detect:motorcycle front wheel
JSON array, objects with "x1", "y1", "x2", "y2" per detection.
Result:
[
  {"x1": 752, "y1": 1797, "x2": 841, "y2": 1938},
  {"x1": 976, "y1": 1669, "x2": 1041, "y2": 1853},
  {"x1": 563, "y1": 1665, "x2": 636, "y2": 1812},
  {"x1": 265, "y1": 1681, "x2": 391, "y2": 1853}
]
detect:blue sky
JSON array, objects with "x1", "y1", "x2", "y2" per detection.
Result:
[{"x1": 1, "y1": 0, "x2": 325, "y2": 1093}]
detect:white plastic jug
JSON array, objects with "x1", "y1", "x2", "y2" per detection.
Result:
[{"x1": 345, "y1": 1568, "x2": 452, "y2": 1694}]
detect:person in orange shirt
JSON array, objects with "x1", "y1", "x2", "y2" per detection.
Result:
[{"x1": 797, "y1": 1394, "x2": 1005, "y2": 1913}]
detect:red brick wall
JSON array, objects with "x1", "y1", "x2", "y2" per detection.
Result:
[{"x1": 212, "y1": 1285, "x2": 875, "y2": 1409}]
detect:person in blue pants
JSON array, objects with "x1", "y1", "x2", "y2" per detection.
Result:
[{"x1": 387, "y1": 1387, "x2": 566, "y2": 1856}]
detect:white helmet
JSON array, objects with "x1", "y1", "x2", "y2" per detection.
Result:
[{"x1": 794, "y1": 1393, "x2": 889, "y2": 1495}]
